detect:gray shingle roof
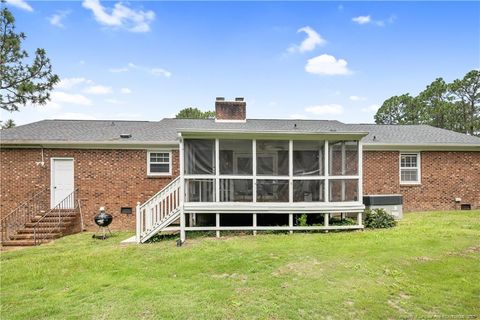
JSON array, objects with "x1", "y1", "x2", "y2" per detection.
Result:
[
  {"x1": 0, "y1": 120, "x2": 176, "y2": 144},
  {"x1": 1, "y1": 118, "x2": 479, "y2": 146},
  {"x1": 348, "y1": 124, "x2": 480, "y2": 145}
]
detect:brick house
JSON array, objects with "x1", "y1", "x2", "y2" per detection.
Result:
[{"x1": 1, "y1": 97, "x2": 479, "y2": 245}]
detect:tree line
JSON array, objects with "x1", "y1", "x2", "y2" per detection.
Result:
[{"x1": 374, "y1": 70, "x2": 480, "y2": 136}]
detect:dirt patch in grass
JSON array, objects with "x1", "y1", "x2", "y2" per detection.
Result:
[
  {"x1": 446, "y1": 244, "x2": 480, "y2": 257},
  {"x1": 272, "y1": 258, "x2": 324, "y2": 278},
  {"x1": 211, "y1": 273, "x2": 248, "y2": 282}
]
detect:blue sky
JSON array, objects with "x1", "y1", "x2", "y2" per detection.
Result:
[{"x1": 2, "y1": 1, "x2": 479, "y2": 125}]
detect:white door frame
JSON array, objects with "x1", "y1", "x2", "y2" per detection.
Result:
[{"x1": 50, "y1": 157, "x2": 75, "y2": 209}]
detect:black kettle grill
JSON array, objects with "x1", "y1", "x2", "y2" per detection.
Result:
[{"x1": 92, "y1": 207, "x2": 113, "y2": 240}]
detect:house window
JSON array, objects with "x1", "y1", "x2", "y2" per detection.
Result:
[
  {"x1": 147, "y1": 151, "x2": 171, "y2": 175},
  {"x1": 400, "y1": 153, "x2": 421, "y2": 184}
]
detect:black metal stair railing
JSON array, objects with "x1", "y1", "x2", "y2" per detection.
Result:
[
  {"x1": 33, "y1": 189, "x2": 79, "y2": 246},
  {"x1": 0, "y1": 188, "x2": 50, "y2": 244}
]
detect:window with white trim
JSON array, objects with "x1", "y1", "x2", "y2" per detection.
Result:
[
  {"x1": 400, "y1": 153, "x2": 420, "y2": 184},
  {"x1": 148, "y1": 151, "x2": 171, "y2": 175}
]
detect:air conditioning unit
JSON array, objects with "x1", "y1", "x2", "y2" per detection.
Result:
[{"x1": 363, "y1": 194, "x2": 403, "y2": 220}]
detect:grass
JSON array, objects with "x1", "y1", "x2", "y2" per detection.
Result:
[{"x1": 1, "y1": 210, "x2": 479, "y2": 320}]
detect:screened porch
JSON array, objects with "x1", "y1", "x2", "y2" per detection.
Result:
[{"x1": 178, "y1": 132, "x2": 366, "y2": 235}]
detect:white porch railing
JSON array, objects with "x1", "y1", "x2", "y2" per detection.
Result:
[{"x1": 136, "y1": 176, "x2": 182, "y2": 243}]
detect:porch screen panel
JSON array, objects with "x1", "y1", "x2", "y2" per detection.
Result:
[
  {"x1": 293, "y1": 141, "x2": 324, "y2": 176},
  {"x1": 219, "y1": 179, "x2": 253, "y2": 202},
  {"x1": 256, "y1": 180, "x2": 289, "y2": 202},
  {"x1": 185, "y1": 139, "x2": 215, "y2": 175},
  {"x1": 219, "y1": 140, "x2": 252, "y2": 175},
  {"x1": 185, "y1": 179, "x2": 215, "y2": 202},
  {"x1": 329, "y1": 141, "x2": 358, "y2": 176},
  {"x1": 293, "y1": 180, "x2": 324, "y2": 202},
  {"x1": 329, "y1": 179, "x2": 358, "y2": 202},
  {"x1": 256, "y1": 140, "x2": 289, "y2": 176}
]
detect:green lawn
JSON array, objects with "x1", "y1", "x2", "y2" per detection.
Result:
[{"x1": 1, "y1": 211, "x2": 479, "y2": 319}]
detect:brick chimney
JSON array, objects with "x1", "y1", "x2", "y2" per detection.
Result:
[{"x1": 215, "y1": 97, "x2": 246, "y2": 122}]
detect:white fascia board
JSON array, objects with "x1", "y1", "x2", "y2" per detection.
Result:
[
  {"x1": 0, "y1": 140, "x2": 180, "y2": 149},
  {"x1": 178, "y1": 129, "x2": 369, "y2": 140},
  {"x1": 363, "y1": 143, "x2": 480, "y2": 151}
]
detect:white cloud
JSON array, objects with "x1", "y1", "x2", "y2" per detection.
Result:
[
  {"x1": 82, "y1": 0, "x2": 155, "y2": 33},
  {"x1": 5, "y1": 0, "x2": 33, "y2": 12},
  {"x1": 349, "y1": 95, "x2": 367, "y2": 101},
  {"x1": 109, "y1": 67, "x2": 129, "y2": 73},
  {"x1": 352, "y1": 15, "x2": 371, "y2": 25},
  {"x1": 361, "y1": 105, "x2": 380, "y2": 113},
  {"x1": 38, "y1": 101, "x2": 62, "y2": 111},
  {"x1": 55, "y1": 112, "x2": 97, "y2": 120},
  {"x1": 305, "y1": 104, "x2": 344, "y2": 115},
  {"x1": 352, "y1": 15, "x2": 396, "y2": 26},
  {"x1": 83, "y1": 85, "x2": 112, "y2": 95},
  {"x1": 48, "y1": 10, "x2": 70, "y2": 28},
  {"x1": 120, "y1": 88, "x2": 132, "y2": 94},
  {"x1": 51, "y1": 92, "x2": 92, "y2": 106},
  {"x1": 305, "y1": 54, "x2": 350, "y2": 76},
  {"x1": 150, "y1": 68, "x2": 172, "y2": 78},
  {"x1": 289, "y1": 114, "x2": 309, "y2": 119},
  {"x1": 109, "y1": 63, "x2": 171, "y2": 77},
  {"x1": 114, "y1": 112, "x2": 142, "y2": 119},
  {"x1": 288, "y1": 26, "x2": 326, "y2": 53},
  {"x1": 105, "y1": 98, "x2": 125, "y2": 105},
  {"x1": 56, "y1": 77, "x2": 92, "y2": 90}
]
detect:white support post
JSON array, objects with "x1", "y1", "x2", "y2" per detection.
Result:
[
  {"x1": 341, "y1": 142, "x2": 346, "y2": 201},
  {"x1": 357, "y1": 211, "x2": 363, "y2": 227},
  {"x1": 180, "y1": 210, "x2": 186, "y2": 243},
  {"x1": 136, "y1": 202, "x2": 141, "y2": 243},
  {"x1": 252, "y1": 139, "x2": 257, "y2": 203},
  {"x1": 324, "y1": 212, "x2": 329, "y2": 233},
  {"x1": 288, "y1": 140, "x2": 293, "y2": 204},
  {"x1": 179, "y1": 134, "x2": 186, "y2": 244},
  {"x1": 358, "y1": 140, "x2": 363, "y2": 203},
  {"x1": 215, "y1": 139, "x2": 220, "y2": 203},
  {"x1": 253, "y1": 213, "x2": 257, "y2": 236},
  {"x1": 289, "y1": 213, "x2": 293, "y2": 234},
  {"x1": 324, "y1": 141, "x2": 329, "y2": 203},
  {"x1": 216, "y1": 213, "x2": 220, "y2": 238}
]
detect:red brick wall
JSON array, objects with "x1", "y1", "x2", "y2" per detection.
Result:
[
  {"x1": 1, "y1": 148, "x2": 179, "y2": 230},
  {"x1": 363, "y1": 151, "x2": 480, "y2": 211},
  {"x1": 2, "y1": 147, "x2": 478, "y2": 232}
]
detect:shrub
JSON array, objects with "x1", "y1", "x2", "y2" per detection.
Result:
[
  {"x1": 296, "y1": 213, "x2": 308, "y2": 227},
  {"x1": 364, "y1": 208, "x2": 397, "y2": 229},
  {"x1": 329, "y1": 217, "x2": 357, "y2": 226}
]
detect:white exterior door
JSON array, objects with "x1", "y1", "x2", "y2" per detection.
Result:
[{"x1": 51, "y1": 158, "x2": 74, "y2": 209}]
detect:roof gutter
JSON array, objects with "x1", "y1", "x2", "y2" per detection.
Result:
[
  {"x1": 363, "y1": 143, "x2": 480, "y2": 151},
  {"x1": 178, "y1": 129, "x2": 369, "y2": 140},
  {"x1": 0, "y1": 140, "x2": 179, "y2": 149}
]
